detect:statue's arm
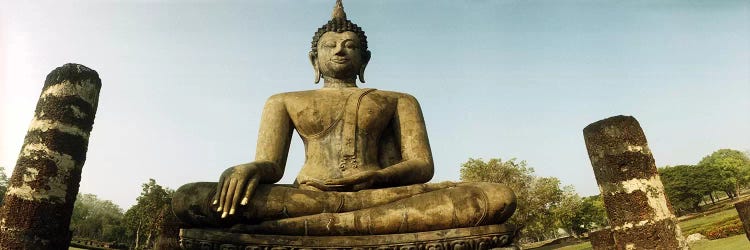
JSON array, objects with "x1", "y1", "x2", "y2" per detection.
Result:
[
  {"x1": 215, "y1": 93, "x2": 293, "y2": 218},
  {"x1": 378, "y1": 94, "x2": 434, "y2": 185},
  {"x1": 252, "y1": 93, "x2": 294, "y2": 183}
]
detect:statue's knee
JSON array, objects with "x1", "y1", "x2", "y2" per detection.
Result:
[
  {"x1": 460, "y1": 182, "x2": 516, "y2": 223},
  {"x1": 485, "y1": 183, "x2": 516, "y2": 223},
  {"x1": 173, "y1": 182, "x2": 215, "y2": 208},
  {"x1": 172, "y1": 182, "x2": 218, "y2": 226}
]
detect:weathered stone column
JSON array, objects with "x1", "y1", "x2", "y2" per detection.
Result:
[
  {"x1": 583, "y1": 115, "x2": 687, "y2": 249},
  {"x1": 736, "y1": 199, "x2": 750, "y2": 241},
  {"x1": 589, "y1": 228, "x2": 615, "y2": 250},
  {"x1": 0, "y1": 64, "x2": 101, "y2": 249}
]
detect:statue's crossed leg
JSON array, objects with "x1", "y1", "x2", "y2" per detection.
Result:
[{"x1": 173, "y1": 181, "x2": 516, "y2": 236}]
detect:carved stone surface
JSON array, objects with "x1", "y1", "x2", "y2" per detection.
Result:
[
  {"x1": 180, "y1": 224, "x2": 516, "y2": 250},
  {"x1": 172, "y1": 0, "x2": 517, "y2": 237}
]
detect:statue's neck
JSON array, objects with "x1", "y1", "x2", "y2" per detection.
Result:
[{"x1": 322, "y1": 76, "x2": 358, "y2": 88}]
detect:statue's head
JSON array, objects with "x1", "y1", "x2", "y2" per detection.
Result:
[{"x1": 309, "y1": 0, "x2": 371, "y2": 84}]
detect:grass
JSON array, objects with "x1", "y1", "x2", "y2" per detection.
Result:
[
  {"x1": 552, "y1": 234, "x2": 749, "y2": 250},
  {"x1": 690, "y1": 234, "x2": 750, "y2": 250},
  {"x1": 531, "y1": 240, "x2": 592, "y2": 250},
  {"x1": 532, "y1": 204, "x2": 746, "y2": 249},
  {"x1": 679, "y1": 208, "x2": 741, "y2": 235},
  {"x1": 555, "y1": 242, "x2": 592, "y2": 250}
]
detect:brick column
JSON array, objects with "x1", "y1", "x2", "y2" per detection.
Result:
[
  {"x1": 736, "y1": 199, "x2": 750, "y2": 241},
  {"x1": 0, "y1": 64, "x2": 101, "y2": 249},
  {"x1": 583, "y1": 115, "x2": 687, "y2": 249},
  {"x1": 589, "y1": 228, "x2": 615, "y2": 250}
]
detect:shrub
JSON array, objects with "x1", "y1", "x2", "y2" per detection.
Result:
[{"x1": 703, "y1": 221, "x2": 744, "y2": 240}]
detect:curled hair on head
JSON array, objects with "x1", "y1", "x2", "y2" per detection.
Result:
[
  {"x1": 310, "y1": 1, "x2": 371, "y2": 62},
  {"x1": 310, "y1": 20, "x2": 370, "y2": 61}
]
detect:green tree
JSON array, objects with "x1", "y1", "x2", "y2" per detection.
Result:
[
  {"x1": 524, "y1": 177, "x2": 565, "y2": 241},
  {"x1": 693, "y1": 163, "x2": 724, "y2": 204},
  {"x1": 70, "y1": 193, "x2": 127, "y2": 242},
  {"x1": 460, "y1": 158, "x2": 533, "y2": 226},
  {"x1": 551, "y1": 186, "x2": 583, "y2": 237},
  {"x1": 0, "y1": 166, "x2": 8, "y2": 205},
  {"x1": 659, "y1": 165, "x2": 711, "y2": 215},
  {"x1": 569, "y1": 195, "x2": 608, "y2": 235},
  {"x1": 460, "y1": 158, "x2": 567, "y2": 242},
  {"x1": 698, "y1": 149, "x2": 750, "y2": 199},
  {"x1": 124, "y1": 179, "x2": 174, "y2": 249}
]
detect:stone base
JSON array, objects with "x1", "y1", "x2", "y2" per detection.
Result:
[{"x1": 180, "y1": 224, "x2": 517, "y2": 250}]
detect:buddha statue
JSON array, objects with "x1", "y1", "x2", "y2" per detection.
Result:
[{"x1": 173, "y1": 0, "x2": 516, "y2": 237}]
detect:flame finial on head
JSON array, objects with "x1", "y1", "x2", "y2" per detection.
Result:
[{"x1": 331, "y1": 0, "x2": 347, "y2": 20}]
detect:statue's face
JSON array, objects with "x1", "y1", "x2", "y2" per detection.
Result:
[{"x1": 316, "y1": 31, "x2": 364, "y2": 80}]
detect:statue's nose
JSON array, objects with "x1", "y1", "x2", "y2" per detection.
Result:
[{"x1": 334, "y1": 45, "x2": 345, "y2": 55}]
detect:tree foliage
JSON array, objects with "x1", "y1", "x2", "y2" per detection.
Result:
[
  {"x1": 551, "y1": 186, "x2": 584, "y2": 237},
  {"x1": 460, "y1": 158, "x2": 533, "y2": 225},
  {"x1": 124, "y1": 178, "x2": 174, "y2": 249},
  {"x1": 70, "y1": 193, "x2": 127, "y2": 242},
  {"x1": 460, "y1": 158, "x2": 587, "y2": 242},
  {"x1": 569, "y1": 195, "x2": 608, "y2": 235},
  {"x1": 658, "y1": 148, "x2": 750, "y2": 215},
  {"x1": 523, "y1": 176, "x2": 564, "y2": 240},
  {"x1": 659, "y1": 165, "x2": 709, "y2": 214},
  {"x1": 0, "y1": 166, "x2": 8, "y2": 205},
  {"x1": 697, "y1": 149, "x2": 750, "y2": 199}
]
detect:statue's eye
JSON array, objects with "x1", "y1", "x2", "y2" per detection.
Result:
[
  {"x1": 323, "y1": 42, "x2": 335, "y2": 48},
  {"x1": 344, "y1": 41, "x2": 357, "y2": 49}
]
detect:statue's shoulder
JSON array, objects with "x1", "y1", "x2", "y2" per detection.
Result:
[
  {"x1": 371, "y1": 89, "x2": 417, "y2": 99},
  {"x1": 264, "y1": 90, "x2": 318, "y2": 102},
  {"x1": 372, "y1": 89, "x2": 422, "y2": 104},
  {"x1": 264, "y1": 89, "x2": 420, "y2": 103}
]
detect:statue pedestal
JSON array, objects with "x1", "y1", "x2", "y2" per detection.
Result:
[{"x1": 180, "y1": 224, "x2": 517, "y2": 250}]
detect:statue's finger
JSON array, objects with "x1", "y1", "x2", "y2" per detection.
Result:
[
  {"x1": 340, "y1": 174, "x2": 370, "y2": 185},
  {"x1": 229, "y1": 178, "x2": 248, "y2": 215},
  {"x1": 354, "y1": 178, "x2": 376, "y2": 191},
  {"x1": 304, "y1": 180, "x2": 331, "y2": 191},
  {"x1": 325, "y1": 177, "x2": 353, "y2": 185},
  {"x1": 213, "y1": 175, "x2": 226, "y2": 206},
  {"x1": 217, "y1": 177, "x2": 230, "y2": 212},
  {"x1": 352, "y1": 182, "x2": 367, "y2": 191},
  {"x1": 241, "y1": 176, "x2": 260, "y2": 206},
  {"x1": 222, "y1": 179, "x2": 238, "y2": 218}
]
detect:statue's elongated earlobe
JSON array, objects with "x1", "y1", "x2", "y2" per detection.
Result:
[
  {"x1": 358, "y1": 64, "x2": 367, "y2": 83},
  {"x1": 309, "y1": 51, "x2": 321, "y2": 84},
  {"x1": 358, "y1": 50, "x2": 370, "y2": 83}
]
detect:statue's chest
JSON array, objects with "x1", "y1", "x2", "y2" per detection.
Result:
[{"x1": 288, "y1": 93, "x2": 395, "y2": 138}]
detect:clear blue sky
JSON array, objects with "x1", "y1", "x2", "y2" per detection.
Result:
[{"x1": 2, "y1": 0, "x2": 748, "y2": 210}]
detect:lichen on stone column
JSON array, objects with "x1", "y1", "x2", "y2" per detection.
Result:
[
  {"x1": 0, "y1": 63, "x2": 101, "y2": 249},
  {"x1": 583, "y1": 115, "x2": 687, "y2": 249}
]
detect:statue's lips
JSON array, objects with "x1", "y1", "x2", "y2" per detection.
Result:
[{"x1": 330, "y1": 58, "x2": 350, "y2": 64}]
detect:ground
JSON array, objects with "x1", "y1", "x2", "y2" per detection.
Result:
[{"x1": 529, "y1": 191, "x2": 749, "y2": 249}]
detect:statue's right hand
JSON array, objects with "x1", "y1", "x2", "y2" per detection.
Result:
[{"x1": 213, "y1": 163, "x2": 261, "y2": 219}]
